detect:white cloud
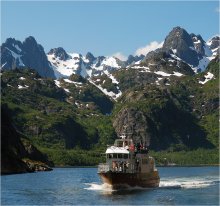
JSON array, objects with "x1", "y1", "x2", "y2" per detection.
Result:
[
  {"x1": 215, "y1": 7, "x2": 220, "y2": 13},
  {"x1": 112, "y1": 52, "x2": 127, "y2": 61},
  {"x1": 135, "y1": 41, "x2": 164, "y2": 56}
]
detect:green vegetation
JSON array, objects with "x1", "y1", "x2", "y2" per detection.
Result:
[
  {"x1": 39, "y1": 147, "x2": 105, "y2": 166},
  {"x1": 112, "y1": 59, "x2": 219, "y2": 151},
  {"x1": 1, "y1": 58, "x2": 219, "y2": 167},
  {"x1": 38, "y1": 147, "x2": 219, "y2": 167},
  {"x1": 150, "y1": 149, "x2": 219, "y2": 166},
  {"x1": 1, "y1": 69, "x2": 115, "y2": 151}
]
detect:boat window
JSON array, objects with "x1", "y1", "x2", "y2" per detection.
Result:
[
  {"x1": 113, "y1": 154, "x2": 117, "y2": 158},
  {"x1": 123, "y1": 154, "x2": 128, "y2": 159},
  {"x1": 108, "y1": 154, "x2": 114, "y2": 159},
  {"x1": 118, "y1": 154, "x2": 123, "y2": 158}
]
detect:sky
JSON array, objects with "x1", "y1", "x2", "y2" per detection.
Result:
[{"x1": 1, "y1": 1, "x2": 219, "y2": 59}]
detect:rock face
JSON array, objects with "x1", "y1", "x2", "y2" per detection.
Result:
[
  {"x1": 143, "y1": 50, "x2": 195, "y2": 76},
  {"x1": 48, "y1": 47, "x2": 70, "y2": 61},
  {"x1": 139, "y1": 27, "x2": 217, "y2": 74},
  {"x1": 126, "y1": 54, "x2": 145, "y2": 66},
  {"x1": 162, "y1": 27, "x2": 199, "y2": 66},
  {"x1": 190, "y1": 34, "x2": 206, "y2": 56},
  {"x1": 1, "y1": 104, "x2": 53, "y2": 175},
  {"x1": 208, "y1": 36, "x2": 220, "y2": 50},
  {"x1": 1, "y1": 108, "x2": 31, "y2": 174},
  {"x1": 113, "y1": 108, "x2": 151, "y2": 146},
  {"x1": 1, "y1": 36, "x2": 55, "y2": 78},
  {"x1": 85, "y1": 52, "x2": 96, "y2": 63}
]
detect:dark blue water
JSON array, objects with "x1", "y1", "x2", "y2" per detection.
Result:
[{"x1": 1, "y1": 167, "x2": 219, "y2": 205}]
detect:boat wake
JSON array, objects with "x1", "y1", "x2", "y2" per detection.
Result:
[
  {"x1": 159, "y1": 178, "x2": 219, "y2": 189},
  {"x1": 84, "y1": 183, "x2": 115, "y2": 192},
  {"x1": 84, "y1": 178, "x2": 219, "y2": 192},
  {"x1": 84, "y1": 183, "x2": 146, "y2": 193}
]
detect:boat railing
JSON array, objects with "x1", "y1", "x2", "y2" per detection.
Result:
[
  {"x1": 98, "y1": 162, "x2": 137, "y2": 173},
  {"x1": 98, "y1": 163, "x2": 110, "y2": 173}
]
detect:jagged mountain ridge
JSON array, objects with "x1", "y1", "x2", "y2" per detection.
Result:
[
  {"x1": 47, "y1": 27, "x2": 218, "y2": 79},
  {"x1": 1, "y1": 27, "x2": 219, "y2": 101},
  {"x1": 0, "y1": 37, "x2": 55, "y2": 78},
  {"x1": 1, "y1": 27, "x2": 218, "y2": 78}
]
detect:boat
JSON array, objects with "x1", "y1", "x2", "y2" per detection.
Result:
[{"x1": 98, "y1": 134, "x2": 160, "y2": 189}]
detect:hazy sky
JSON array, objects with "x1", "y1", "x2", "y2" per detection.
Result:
[{"x1": 1, "y1": 1, "x2": 219, "y2": 58}]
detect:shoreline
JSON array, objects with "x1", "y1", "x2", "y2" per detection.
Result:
[
  {"x1": 2, "y1": 164, "x2": 219, "y2": 175},
  {"x1": 53, "y1": 164, "x2": 220, "y2": 168}
]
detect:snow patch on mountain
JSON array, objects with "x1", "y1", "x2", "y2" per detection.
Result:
[
  {"x1": 54, "y1": 80, "x2": 61, "y2": 88},
  {"x1": 63, "y1": 79, "x2": 83, "y2": 87},
  {"x1": 48, "y1": 51, "x2": 122, "y2": 79},
  {"x1": 133, "y1": 65, "x2": 150, "y2": 71},
  {"x1": 14, "y1": 45, "x2": 22, "y2": 53},
  {"x1": 89, "y1": 79, "x2": 122, "y2": 101},
  {"x1": 199, "y1": 72, "x2": 214, "y2": 84},
  {"x1": 47, "y1": 53, "x2": 80, "y2": 78},
  {"x1": 6, "y1": 48, "x2": 24, "y2": 67},
  {"x1": 154, "y1": 71, "x2": 183, "y2": 77},
  {"x1": 18, "y1": 85, "x2": 29, "y2": 89},
  {"x1": 102, "y1": 57, "x2": 120, "y2": 68},
  {"x1": 104, "y1": 70, "x2": 119, "y2": 84},
  {"x1": 64, "y1": 88, "x2": 70, "y2": 93},
  {"x1": 193, "y1": 56, "x2": 210, "y2": 72}
]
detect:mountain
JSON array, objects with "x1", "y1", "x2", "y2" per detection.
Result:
[
  {"x1": 1, "y1": 27, "x2": 218, "y2": 80},
  {"x1": 1, "y1": 68, "x2": 115, "y2": 152},
  {"x1": 163, "y1": 27, "x2": 200, "y2": 67},
  {"x1": 1, "y1": 26, "x2": 219, "y2": 167},
  {"x1": 113, "y1": 56, "x2": 219, "y2": 150},
  {"x1": 134, "y1": 27, "x2": 218, "y2": 75},
  {"x1": 47, "y1": 48, "x2": 126, "y2": 79},
  {"x1": 0, "y1": 36, "x2": 55, "y2": 78},
  {"x1": 1, "y1": 56, "x2": 219, "y2": 166},
  {"x1": 1, "y1": 27, "x2": 219, "y2": 102}
]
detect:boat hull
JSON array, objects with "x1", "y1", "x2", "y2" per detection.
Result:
[{"x1": 98, "y1": 170, "x2": 160, "y2": 189}]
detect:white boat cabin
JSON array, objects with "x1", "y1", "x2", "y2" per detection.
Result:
[{"x1": 98, "y1": 137, "x2": 156, "y2": 174}]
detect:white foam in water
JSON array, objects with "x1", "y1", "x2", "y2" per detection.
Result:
[
  {"x1": 84, "y1": 183, "x2": 115, "y2": 192},
  {"x1": 85, "y1": 177, "x2": 218, "y2": 192},
  {"x1": 159, "y1": 178, "x2": 217, "y2": 189},
  {"x1": 159, "y1": 181, "x2": 181, "y2": 189},
  {"x1": 181, "y1": 180, "x2": 215, "y2": 189},
  {"x1": 84, "y1": 183, "x2": 147, "y2": 192}
]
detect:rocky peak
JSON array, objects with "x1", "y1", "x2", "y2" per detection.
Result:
[
  {"x1": 126, "y1": 54, "x2": 145, "y2": 65},
  {"x1": 48, "y1": 47, "x2": 70, "y2": 61},
  {"x1": 163, "y1": 27, "x2": 194, "y2": 48},
  {"x1": 207, "y1": 36, "x2": 220, "y2": 50},
  {"x1": 86, "y1": 52, "x2": 96, "y2": 62},
  {"x1": 190, "y1": 33, "x2": 206, "y2": 56},
  {"x1": 95, "y1": 56, "x2": 105, "y2": 67},
  {"x1": 23, "y1": 36, "x2": 38, "y2": 45},
  {"x1": 1, "y1": 36, "x2": 55, "y2": 78},
  {"x1": 163, "y1": 26, "x2": 199, "y2": 66},
  {"x1": 21, "y1": 37, "x2": 55, "y2": 77},
  {"x1": 2, "y1": 38, "x2": 23, "y2": 54},
  {"x1": 191, "y1": 34, "x2": 205, "y2": 43}
]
